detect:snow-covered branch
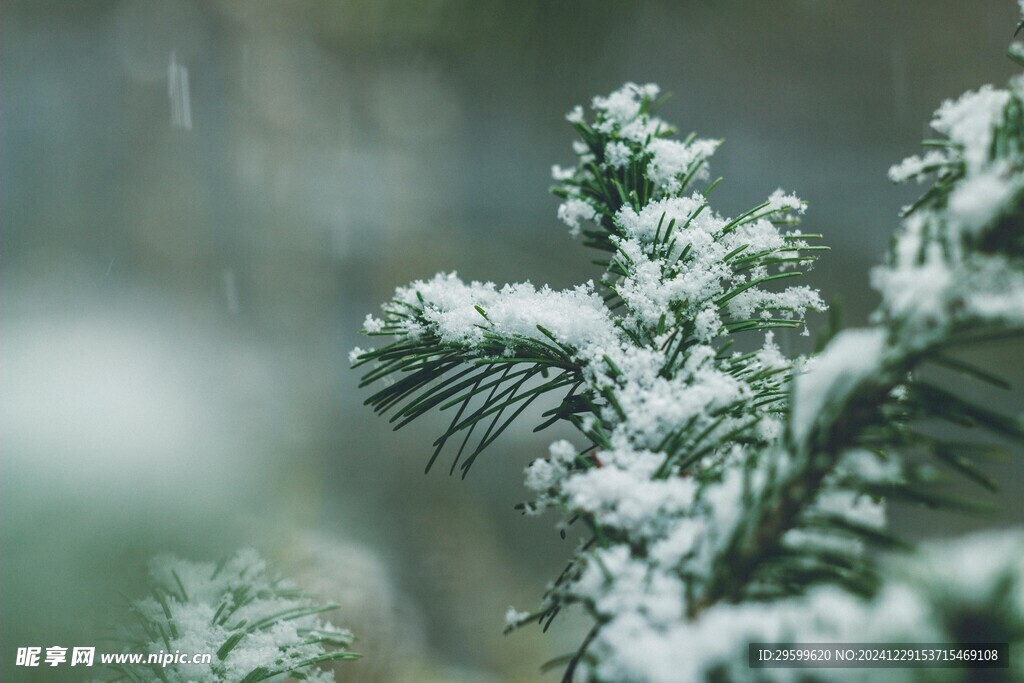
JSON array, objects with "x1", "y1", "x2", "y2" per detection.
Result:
[
  {"x1": 107, "y1": 550, "x2": 357, "y2": 682},
  {"x1": 356, "y1": 16, "x2": 1024, "y2": 680}
]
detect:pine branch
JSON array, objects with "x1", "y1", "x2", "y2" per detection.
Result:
[
  {"x1": 105, "y1": 550, "x2": 357, "y2": 683},
  {"x1": 354, "y1": 17, "x2": 1024, "y2": 679}
]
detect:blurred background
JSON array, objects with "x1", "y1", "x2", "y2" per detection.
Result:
[{"x1": 3, "y1": 1, "x2": 1024, "y2": 680}]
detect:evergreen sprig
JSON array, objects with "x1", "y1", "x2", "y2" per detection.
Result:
[
  {"x1": 354, "y1": 11, "x2": 1024, "y2": 681},
  {"x1": 106, "y1": 550, "x2": 358, "y2": 683}
]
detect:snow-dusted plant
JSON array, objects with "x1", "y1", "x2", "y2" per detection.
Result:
[
  {"x1": 106, "y1": 549, "x2": 357, "y2": 682},
  {"x1": 353, "y1": 10, "x2": 1024, "y2": 682}
]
